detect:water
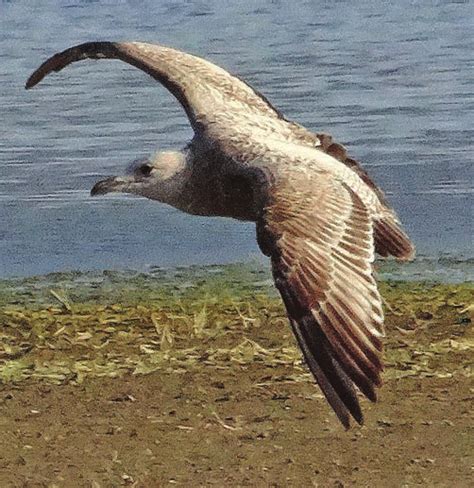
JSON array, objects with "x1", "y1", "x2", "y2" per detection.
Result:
[{"x1": 1, "y1": 0, "x2": 472, "y2": 278}]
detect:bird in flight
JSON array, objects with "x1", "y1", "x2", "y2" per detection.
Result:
[{"x1": 26, "y1": 42, "x2": 414, "y2": 428}]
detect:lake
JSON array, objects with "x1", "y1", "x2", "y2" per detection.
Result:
[{"x1": 1, "y1": 0, "x2": 472, "y2": 278}]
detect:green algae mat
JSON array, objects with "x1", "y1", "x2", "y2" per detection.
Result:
[{"x1": 0, "y1": 265, "x2": 472, "y2": 486}]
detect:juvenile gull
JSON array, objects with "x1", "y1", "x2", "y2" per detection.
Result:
[{"x1": 26, "y1": 42, "x2": 415, "y2": 428}]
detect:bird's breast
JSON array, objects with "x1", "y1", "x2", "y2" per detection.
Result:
[{"x1": 181, "y1": 163, "x2": 265, "y2": 222}]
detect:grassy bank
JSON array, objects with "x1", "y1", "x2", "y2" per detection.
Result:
[
  {"x1": 0, "y1": 265, "x2": 472, "y2": 386},
  {"x1": 0, "y1": 264, "x2": 472, "y2": 486}
]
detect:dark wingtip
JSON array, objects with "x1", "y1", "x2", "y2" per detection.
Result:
[
  {"x1": 25, "y1": 76, "x2": 37, "y2": 90},
  {"x1": 353, "y1": 409, "x2": 364, "y2": 426},
  {"x1": 331, "y1": 402, "x2": 351, "y2": 430},
  {"x1": 25, "y1": 42, "x2": 117, "y2": 91},
  {"x1": 25, "y1": 56, "x2": 53, "y2": 89},
  {"x1": 337, "y1": 408, "x2": 363, "y2": 430}
]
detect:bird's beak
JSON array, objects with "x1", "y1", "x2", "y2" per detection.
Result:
[{"x1": 90, "y1": 176, "x2": 129, "y2": 196}]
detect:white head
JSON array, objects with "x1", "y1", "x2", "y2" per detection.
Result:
[{"x1": 91, "y1": 150, "x2": 188, "y2": 205}]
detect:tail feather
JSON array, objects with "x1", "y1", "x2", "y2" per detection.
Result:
[{"x1": 374, "y1": 216, "x2": 415, "y2": 261}]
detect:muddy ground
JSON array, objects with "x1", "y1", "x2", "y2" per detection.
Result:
[{"x1": 0, "y1": 265, "x2": 472, "y2": 487}]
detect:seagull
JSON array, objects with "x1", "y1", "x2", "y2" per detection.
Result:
[{"x1": 26, "y1": 42, "x2": 415, "y2": 428}]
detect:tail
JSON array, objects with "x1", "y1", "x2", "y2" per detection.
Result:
[{"x1": 374, "y1": 214, "x2": 415, "y2": 260}]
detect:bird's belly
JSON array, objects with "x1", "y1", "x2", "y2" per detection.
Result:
[{"x1": 182, "y1": 193, "x2": 257, "y2": 221}]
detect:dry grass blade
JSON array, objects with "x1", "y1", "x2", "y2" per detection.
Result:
[
  {"x1": 211, "y1": 410, "x2": 240, "y2": 431},
  {"x1": 49, "y1": 289, "x2": 72, "y2": 312},
  {"x1": 151, "y1": 314, "x2": 174, "y2": 351},
  {"x1": 193, "y1": 306, "x2": 207, "y2": 337}
]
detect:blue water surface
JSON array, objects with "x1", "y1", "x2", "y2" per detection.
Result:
[{"x1": 1, "y1": 0, "x2": 472, "y2": 278}]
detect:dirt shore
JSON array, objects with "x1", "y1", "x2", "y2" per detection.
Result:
[{"x1": 0, "y1": 266, "x2": 472, "y2": 487}]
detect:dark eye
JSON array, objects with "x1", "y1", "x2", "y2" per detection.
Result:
[{"x1": 139, "y1": 164, "x2": 153, "y2": 177}]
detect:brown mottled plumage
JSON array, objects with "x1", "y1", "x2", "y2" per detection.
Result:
[{"x1": 26, "y1": 41, "x2": 415, "y2": 428}]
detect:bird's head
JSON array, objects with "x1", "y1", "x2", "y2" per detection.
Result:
[{"x1": 91, "y1": 150, "x2": 187, "y2": 203}]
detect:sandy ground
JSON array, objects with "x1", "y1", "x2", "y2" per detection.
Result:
[
  {"x1": 1, "y1": 368, "x2": 472, "y2": 487},
  {"x1": 0, "y1": 268, "x2": 472, "y2": 487}
]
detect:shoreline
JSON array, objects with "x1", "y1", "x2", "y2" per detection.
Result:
[
  {"x1": 1, "y1": 252, "x2": 474, "y2": 285},
  {"x1": 1, "y1": 258, "x2": 473, "y2": 305}
]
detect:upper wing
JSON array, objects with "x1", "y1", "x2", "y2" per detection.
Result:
[
  {"x1": 25, "y1": 41, "x2": 285, "y2": 133},
  {"x1": 312, "y1": 133, "x2": 415, "y2": 260},
  {"x1": 257, "y1": 170, "x2": 385, "y2": 428}
]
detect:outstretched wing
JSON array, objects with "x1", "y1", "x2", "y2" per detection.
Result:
[
  {"x1": 257, "y1": 169, "x2": 385, "y2": 428},
  {"x1": 25, "y1": 41, "x2": 285, "y2": 133},
  {"x1": 26, "y1": 42, "x2": 414, "y2": 260}
]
